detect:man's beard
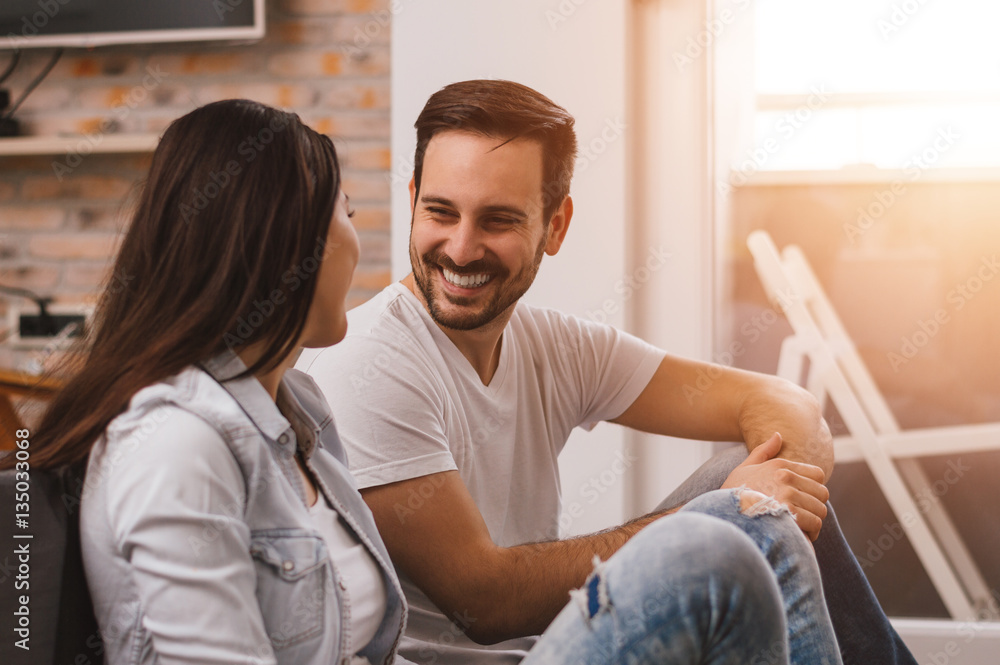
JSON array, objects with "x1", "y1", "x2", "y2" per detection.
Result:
[{"x1": 410, "y1": 237, "x2": 546, "y2": 331}]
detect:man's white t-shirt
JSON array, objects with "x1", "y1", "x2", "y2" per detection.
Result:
[{"x1": 297, "y1": 282, "x2": 665, "y2": 665}]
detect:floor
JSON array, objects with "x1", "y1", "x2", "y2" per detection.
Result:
[{"x1": 895, "y1": 619, "x2": 1000, "y2": 665}]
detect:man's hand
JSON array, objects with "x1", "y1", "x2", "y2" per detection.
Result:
[{"x1": 721, "y1": 432, "x2": 830, "y2": 541}]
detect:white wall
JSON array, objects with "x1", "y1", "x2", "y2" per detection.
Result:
[
  {"x1": 391, "y1": 0, "x2": 716, "y2": 534},
  {"x1": 624, "y1": 0, "x2": 718, "y2": 515}
]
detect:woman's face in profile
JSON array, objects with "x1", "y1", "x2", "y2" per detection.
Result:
[{"x1": 300, "y1": 188, "x2": 360, "y2": 348}]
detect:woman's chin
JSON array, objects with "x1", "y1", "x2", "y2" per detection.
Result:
[{"x1": 301, "y1": 322, "x2": 348, "y2": 349}]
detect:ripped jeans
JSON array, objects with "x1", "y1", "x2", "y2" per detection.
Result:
[{"x1": 521, "y1": 488, "x2": 843, "y2": 665}]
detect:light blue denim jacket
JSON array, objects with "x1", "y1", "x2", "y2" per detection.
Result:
[{"x1": 81, "y1": 350, "x2": 410, "y2": 665}]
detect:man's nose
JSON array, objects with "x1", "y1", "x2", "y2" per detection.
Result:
[{"x1": 444, "y1": 218, "x2": 486, "y2": 266}]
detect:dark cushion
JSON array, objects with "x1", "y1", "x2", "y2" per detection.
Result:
[{"x1": 0, "y1": 462, "x2": 103, "y2": 665}]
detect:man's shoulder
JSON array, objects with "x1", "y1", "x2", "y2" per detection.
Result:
[
  {"x1": 508, "y1": 301, "x2": 661, "y2": 372},
  {"x1": 510, "y1": 300, "x2": 605, "y2": 346},
  {"x1": 346, "y1": 281, "x2": 417, "y2": 336}
]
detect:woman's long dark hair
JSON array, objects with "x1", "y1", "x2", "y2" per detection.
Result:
[{"x1": 7, "y1": 99, "x2": 342, "y2": 471}]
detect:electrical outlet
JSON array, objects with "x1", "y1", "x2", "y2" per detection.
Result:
[
  {"x1": 5, "y1": 303, "x2": 92, "y2": 348},
  {"x1": 19, "y1": 313, "x2": 86, "y2": 338}
]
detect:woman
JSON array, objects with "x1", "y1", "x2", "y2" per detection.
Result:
[{"x1": 17, "y1": 99, "x2": 410, "y2": 665}]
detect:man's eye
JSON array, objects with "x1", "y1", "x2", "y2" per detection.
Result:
[{"x1": 428, "y1": 207, "x2": 454, "y2": 217}]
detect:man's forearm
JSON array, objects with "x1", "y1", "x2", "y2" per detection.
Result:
[
  {"x1": 611, "y1": 356, "x2": 833, "y2": 479},
  {"x1": 471, "y1": 509, "x2": 673, "y2": 643}
]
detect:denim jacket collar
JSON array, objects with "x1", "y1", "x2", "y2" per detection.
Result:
[{"x1": 199, "y1": 348, "x2": 322, "y2": 459}]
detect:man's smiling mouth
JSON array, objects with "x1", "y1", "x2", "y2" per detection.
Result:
[{"x1": 441, "y1": 268, "x2": 493, "y2": 288}]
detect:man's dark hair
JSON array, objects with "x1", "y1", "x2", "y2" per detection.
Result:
[{"x1": 413, "y1": 79, "x2": 578, "y2": 222}]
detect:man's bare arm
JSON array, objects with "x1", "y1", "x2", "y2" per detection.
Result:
[
  {"x1": 611, "y1": 354, "x2": 832, "y2": 473},
  {"x1": 361, "y1": 471, "x2": 671, "y2": 645},
  {"x1": 610, "y1": 353, "x2": 833, "y2": 538}
]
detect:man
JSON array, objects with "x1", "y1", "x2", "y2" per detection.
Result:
[{"x1": 298, "y1": 80, "x2": 915, "y2": 664}]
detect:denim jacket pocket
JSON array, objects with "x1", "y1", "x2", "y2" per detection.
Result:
[{"x1": 250, "y1": 530, "x2": 330, "y2": 650}]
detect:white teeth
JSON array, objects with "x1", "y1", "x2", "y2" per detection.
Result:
[{"x1": 442, "y1": 268, "x2": 492, "y2": 288}]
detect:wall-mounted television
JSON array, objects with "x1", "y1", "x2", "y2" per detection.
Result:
[{"x1": 0, "y1": 0, "x2": 265, "y2": 51}]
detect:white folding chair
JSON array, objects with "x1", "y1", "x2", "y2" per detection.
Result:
[{"x1": 747, "y1": 230, "x2": 1000, "y2": 621}]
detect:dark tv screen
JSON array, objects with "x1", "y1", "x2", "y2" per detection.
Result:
[{"x1": 0, "y1": 0, "x2": 263, "y2": 49}]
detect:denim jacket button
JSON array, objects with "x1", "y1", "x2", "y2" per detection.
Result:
[
  {"x1": 282, "y1": 559, "x2": 294, "y2": 572},
  {"x1": 278, "y1": 433, "x2": 289, "y2": 445}
]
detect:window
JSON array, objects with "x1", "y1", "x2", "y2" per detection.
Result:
[
  {"x1": 742, "y1": 0, "x2": 1000, "y2": 172},
  {"x1": 714, "y1": 0, "x2": 1000, "y2": 617}
]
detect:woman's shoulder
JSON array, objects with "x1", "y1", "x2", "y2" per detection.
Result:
[
  {"x1": 92, "y1": 401, "x2": 233, "y2": 485},
  {"x1": 91, "y1": 366, "x2": 244, "y2": 484},
  {"x1": 130, "y1": 364, "x2": 244, "y2": 422}
]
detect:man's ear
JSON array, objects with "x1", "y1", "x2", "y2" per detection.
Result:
[
  {"x1": 544, "y1": 195, "x2": 573, "y2": 256},
  {"x1": 408, "y1": 175, "x2": 416, "y2": 215}
]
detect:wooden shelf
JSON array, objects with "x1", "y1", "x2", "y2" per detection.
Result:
[
  {"x1": 0, "y1": 133, "x2": 160, "y2": 156},
  {"x1": 0, "y1": 368, "x2": 62, "y2": 451}
]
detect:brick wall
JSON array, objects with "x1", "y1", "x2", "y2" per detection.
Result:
[{"x1": 0, "y1": 0, "x2": 393, "y2": 376}]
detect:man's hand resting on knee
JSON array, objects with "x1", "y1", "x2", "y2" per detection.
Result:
[{"x1": 721, "y1": 433, "x2": 830, "y2": 541}]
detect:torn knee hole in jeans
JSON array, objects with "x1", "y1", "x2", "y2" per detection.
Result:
[
  {"x1": 570, "y1": 555, "x2": 612, "y2": 622},
  {"x1": 736, "y1": 487, "x2": 796, "y2": 520}
]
